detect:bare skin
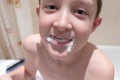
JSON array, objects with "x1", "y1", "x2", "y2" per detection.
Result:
[
  {"x1": 0, "y1": 34, "x2": 114, "y2": 80},
  {"x1": 24, "y1": 34, "x2": 114, "y2": 80},
  {"x1": 0, "y1": 0, "x2": 114, "y2": 80}
]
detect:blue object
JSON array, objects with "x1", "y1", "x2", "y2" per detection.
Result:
[{"x1": 6, "y1": 59, "x2": 25, "y2": 73}]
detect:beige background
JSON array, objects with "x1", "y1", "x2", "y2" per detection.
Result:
[
  {"x1": 30, "y1": 0, "x2": 120, "y2": 45},
  {"x1": 89, "y1": 0, "x2": 120, "y2": 45}
]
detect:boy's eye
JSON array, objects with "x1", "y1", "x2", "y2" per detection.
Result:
[
  {"x1": 74, "y1": 9, "x2": 87, "y2": 15},
  {"x1": 44, "y1": 5, "x2": 58, "y2": 13},
  {"x1": 45, "y1": 5, "x2": 57, "y2": 10},
  {"x1": 73, "y1": 9, "x2": 88, "y2": 19}
]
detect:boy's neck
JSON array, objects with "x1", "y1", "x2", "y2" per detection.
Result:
[
  {"x1": 38, "y1": 42, "x2": 91, "y2": 69},
  {"x1": 37, "y1": 42, "x2": 96, "y2": 80}
]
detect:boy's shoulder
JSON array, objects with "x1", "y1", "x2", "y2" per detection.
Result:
[
  {"x1": 23, "y1": 34, "x2": 41, "y2": 53},
  {"x1": 0, "y1": 74, "x2": 12, "y2": 80},
  {"x1": 23, "y1": 34, "x2": 41, "y2": 45},
  {"x1": 87, "y1": 44, "x2": 114, "y2": 80}
]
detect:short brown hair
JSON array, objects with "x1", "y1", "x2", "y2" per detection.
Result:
[
  {"x1": 96, "y1": 0, "x2": 102, "y2": 18},
  {"x1": 39, "y1": 0, "x2": 102, "y2": 18}
]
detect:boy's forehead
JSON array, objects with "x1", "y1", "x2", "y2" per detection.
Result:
[{"x1": 41, "y1": 0, "x2": 97, "y2": 5}]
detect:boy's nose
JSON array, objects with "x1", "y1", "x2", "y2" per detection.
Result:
[
  {"x1": 53, "y1": 11, "x2": 72, "y2": 31},
  {"x1": 53, "y1": 21, "x2": 72, "y2": 31}
]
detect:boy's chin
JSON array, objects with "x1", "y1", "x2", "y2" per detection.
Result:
[
  {"x1": 49, "y1": 51, "x2": 69, "y2": 59},
  {"x1": 47, "y1": 45, "x2": 70, "y2": 59}
]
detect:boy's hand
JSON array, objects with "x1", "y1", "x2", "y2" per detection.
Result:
[{"x1": 0, "y1": 74, "x2": 12, "y2": 80}]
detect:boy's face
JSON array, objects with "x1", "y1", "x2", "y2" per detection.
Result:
[{"x1": 37, "y1": 0, "x2": 102, "y2": 59}]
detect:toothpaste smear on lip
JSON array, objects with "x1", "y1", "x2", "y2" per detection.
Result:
[
  {"x1": 66, "y1": 40, "x2": 74, "y2": 53},
  {"x1": 47, "y1": 36, "x2": 52, "y2": 42},
  {"x1": 47, "y1": 36, "x2": 74, "y2": 54}
]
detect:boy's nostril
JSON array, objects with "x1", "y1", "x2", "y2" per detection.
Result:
[{"x1": 53, "y1": 20, "x2": 72, "y2": 31}]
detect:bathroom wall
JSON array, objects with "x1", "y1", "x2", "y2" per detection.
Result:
[{"x1": 89, "y1": 0, "x2": 120, "y2": 45}]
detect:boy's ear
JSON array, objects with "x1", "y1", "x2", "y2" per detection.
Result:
[
  {"x1": 36, "y1": 5, "x2": 40, "y2": 16},
  {"x1": 91, "y1": 16, "x2": 102, "y2": 32}
]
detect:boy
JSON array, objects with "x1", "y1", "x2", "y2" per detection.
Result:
[{"x1": 0, "y1": 0, "x2": 114, "y2": 80}]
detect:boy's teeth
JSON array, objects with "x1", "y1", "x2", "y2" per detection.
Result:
[
  {"x1": 52, "y1": 35, "x2": 70, "y2": 42},
  {"x1": 55, "y1": 37, "x2": 66, "y2": 42},
  {"x1": 47, "y1": 35, "x2": 73, "y2": 44}
]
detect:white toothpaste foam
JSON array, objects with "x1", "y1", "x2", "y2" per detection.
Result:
[
  {"x1": 47, "y1": 37, "x2": 52, "y2": 42},
  {"x1": 47, "y1": 36, "x2": 74, "y2": 54},
  {"x1": 66, "y1": 40, "x2": 74, "y2": 53}
]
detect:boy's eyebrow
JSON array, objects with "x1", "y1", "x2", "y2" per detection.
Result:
[
  {"x1": 71, "y1": 0, "x2": 95, "y2": 10},
  {"x1": 42, "y1": 0, "x2": 94, "y2": 9},
  {"x1": 42, "y1": 0, "x2": 57, "y2": 3},
  {"x1": 73, "y1": 0, "x2": 94, "y2": 6},
  {"x1": 41, "y1": 0, "x2": 56, "y2": 5}
]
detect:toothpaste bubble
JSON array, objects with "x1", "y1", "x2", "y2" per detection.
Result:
[
  {"x1": 47, "y1": 36, "x2": 74, "y2": 54},
  {"x1": 47, "y1": 37, "x2": 52, "y2": 42},
  {"x1": 66, "y1": 40, "x2": 74, "y2": 53}
]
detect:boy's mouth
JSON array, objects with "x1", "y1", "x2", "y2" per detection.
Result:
[
  {"x1": 47, "y1": 34, "x2": 74, "y2": 53},
  {"x1": 47, "y1": 34, "x2": 73, "y2": 46}
]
